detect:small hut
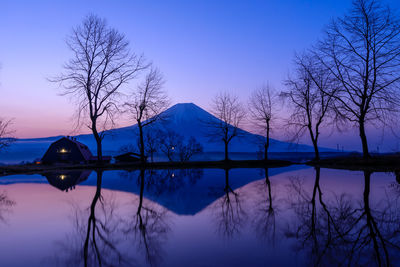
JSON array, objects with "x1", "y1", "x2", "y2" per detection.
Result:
[
  {"x1": 114, "y1": 152, "x2": 143, "y2": 163},
  {"x1": 41, "y1": 137, "x2": 93, "y2": 164}
]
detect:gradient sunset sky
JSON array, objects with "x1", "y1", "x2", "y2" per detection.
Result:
[{"x1": 1, "y1": 0, "x2": 400, "y2": 150}]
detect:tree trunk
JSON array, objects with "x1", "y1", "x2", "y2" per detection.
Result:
[
  {"x1": 308, "y1": 124, "x2": 320, "y2": 161},
  {"x1": 265, "y1": 121, "x2": 270, "y2": 161},
  {"x1": 138, "y1": 121, "x2": 146, "y2": 164},
  {"x1": 312, "y1": 139, "x2": 320, "y2": 161},
  {"x1": 92, "y1": 122, "x2": 103, "y2": 164},
  {"x1": 224, "y1": 141, "x2": 229, "y2": 161},
  {"x1": 84, "y1": 170, "x2": 103, "y2": 267},
  {"x1": 265, "y1": 168, "x2": 272, "y2": 211},
  {"x1": 224, "y1": 168, "x2": 230, "y2": 193},
  {"x1": 359, "y1": 119, "x2": 370, "y2": 159},
  {"x1": 137, "y1": 169, "x2": 145, "y2": 215}
]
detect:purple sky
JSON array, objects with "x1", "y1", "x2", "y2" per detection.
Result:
[{"x1": 1, "y1": 0, "x2": 400, "y2": 151}]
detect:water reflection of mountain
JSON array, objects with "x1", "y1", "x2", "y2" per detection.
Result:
[
  {"x1": 87, "y1": 166, "x2": 306, "y2": 215},
  {"x1": 0, "y1": 165, "x2": 306, "y2": 215},
  {"x1": 0, "y1": 167, "x2": 399, "y2": 266}
]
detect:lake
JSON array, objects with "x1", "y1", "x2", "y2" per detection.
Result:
[{"x1": 0, "y1": 166, "x2": 398, "y2": 266}]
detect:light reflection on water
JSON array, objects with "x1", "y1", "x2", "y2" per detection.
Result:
[{"x1": 0, "y1": 167, "x2": 399, "y2": 266}]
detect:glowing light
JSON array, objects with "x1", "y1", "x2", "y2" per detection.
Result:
[
  {"x1": 171, "y1": 147, "x2": 175, "y2": 150},
  {"x1": 171, "y1": 173, "x2": 175, "y2": 178},
  {"x1": 59, "y1": 148, "x2": 68, "y2": 153},
  {"x1": 59, "y1": 175, "x2": 67, "y2": 180}
]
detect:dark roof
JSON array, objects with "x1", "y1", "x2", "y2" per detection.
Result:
[
  {"x1": 89, "y1": 156, "x2": 112, "y2": 161},
  {"x1": 114, "y1": 152, "x2": 143, "y2": 162},
  {"x1": 41, "y1": 137, "x2": 93, "y2": 163},
  {"x1": 115, "y1": 152, "x2": 142, "y2": 158},
  {"x1": 66, "y1": 138, "x2": 93, "y2": 161}
]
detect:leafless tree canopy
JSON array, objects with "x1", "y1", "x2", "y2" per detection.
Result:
[
  {"x1": 283, "y1": 53, "x2": 335, "y2": 160},
  {"x1": 207, "y1": 92, "x2": 245, "y2": 161},
  {"x1": 316, "y1": 0, "x2": 400, "y2": 158},
  {"x1": 248, "y1": 84, "x2": 278, "y2": 160},
  {"x1": 0, "y1": 118, "x2": 14, "y2": 150},
  {"x1": 53, "y1": 14, "x2": 145, "y2": 160},
  {"x1": 124, "y1": 66, "x2": 169, "y2": 162},
  {"x1": 126, "y1": 67, "x2": 168, "y2": 126}
]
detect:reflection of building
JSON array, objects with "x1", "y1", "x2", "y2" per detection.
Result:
[
  {"x1": 42, "y1": 137, "x2": 93, "y2": 164},
  {"x1": 43, "y1": 170, "x2": 92, "y2": 192}
]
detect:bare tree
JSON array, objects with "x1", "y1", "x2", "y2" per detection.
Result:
[
  {"x1": 282, "y1": 53, "x2": 335, "y2": 161},
  {"x1": 124, "y1": 67, "x2": 169, "y2": 163},
  {"x1": 316, "y1": 0, "x2": 400, "y2": 159},
  {"x1": 53, "y1": 14, "x2": 145, "y2": 162},
  {"x1": 158, "y1": 130, "x2": 182, "y2": 161},
  {"x1": 177, "y1": 136, "x2": 203, "y2": 162},
  {"x1": 0, "y1": 119, "x2": 14, "y2": 150},
  {"x1": 248, "y1": 84, "x2": 277, "y2": 161},
  {"x1": 207, "y1": 92, "x2": 245, "y2": 161}
]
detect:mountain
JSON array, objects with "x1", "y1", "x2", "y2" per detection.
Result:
[{"x1": 0, "y1": 103, "x2": 324, "y2": 164}]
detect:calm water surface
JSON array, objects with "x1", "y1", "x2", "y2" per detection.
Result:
[{"x1": 0, "y1": 166, "x2": 399, "y2": 267}]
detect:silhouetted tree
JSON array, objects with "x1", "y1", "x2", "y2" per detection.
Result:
[
  {"x1": 125, "y1": 67, "x2": 169, "y2": 163},
  {"x1": 119, "y1": 129, "x2": 161, "y2": 162},
  {"x1": 54, "y1": 14, "x2": 145, "y2": 162},
  {"x1": 158, "y1": 130, "x2": 182, "y2": 161},
  {"x1": 316, "y1": 0, "x2": 400, "y2": 159},
  {"x1": 177, "y1": 136, "x2": 203, "y2": 162},
  {"x1": 157, "y1": 129, "x2": 203, "y2": 162},
  {"x1": 207, "y1": 92, "x2": 245, "y2": 161},
  {"x1": 282, "y1": 53, "x2": 335, "y2": 160},
  {"x1": 248, "y1": 85, "x2": 278, "y2": 160},
  {"x1": 0, "y1": 119, "x2": 14, "y2": 150}
]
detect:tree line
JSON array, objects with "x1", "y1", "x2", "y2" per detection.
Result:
[{"x1": 2, "y1": 0, "x2": 400, "y2": 163}]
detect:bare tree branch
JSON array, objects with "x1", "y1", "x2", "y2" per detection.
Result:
[
  {"x1": 248, "y1": 84, "x2": 278, "y2": 160},
  {"x1": 205, "y1": 92, "x2": 245, "y2": 161},
  {"x1": 282, "y1": 53, "x2": 336, "y2": 160},
  {"x1": 52, "y1": 14, "x2": 146, "y2": 162},
  {"x1": 124, "y1": 66, "x2": 169, "y2": 163},
  {"x1": 315, "y1": 0, "x2": 400, "y2": 158}
]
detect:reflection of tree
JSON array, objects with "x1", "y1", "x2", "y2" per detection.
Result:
[
  {"x1": 286, "y1": 169, "x2": 400, "y2": 266},
  {"x1": 0, "y1": 191, "x2": 15, "y2": 224},
  {"x1": 252, "y1": 168, "x2": 276, "y2": 244},
  {"x1": 83, "y1": 170, "x2": 134, "y2": 267},
  {"x1": 52, "y1": 170, "x2": 133, "y2": 267},
  {"x1": 148, "y1": 169, "x2": 203, "y2": 196},
  {"x1": 213, "y1": 168, "x2": 246, "y2": 239},
  {"x1": 124, "y1": 169, "x2": 170, "y2": 267},
  {"x1": 119, "y1": 168, "x2": 203, "y2": 196}
]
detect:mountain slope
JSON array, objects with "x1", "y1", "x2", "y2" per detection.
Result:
[
  {"x1": 76, "y1": 102, "x2": 318, "y2": 153},
  {"x1": 0, "y1": 103, "x2": 325, "y2": 164}
]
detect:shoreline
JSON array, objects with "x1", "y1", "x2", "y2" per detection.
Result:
[
  {"x1": 0, "y1": 159, "x2": 293, "y2": 177},
  {"x1": 1, "y1": 154, "x2": 400, "y2": 177}
]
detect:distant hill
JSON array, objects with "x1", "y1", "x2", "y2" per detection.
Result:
[{"x1": 0, "y1": 103, "x2": 330, "y2": 164}]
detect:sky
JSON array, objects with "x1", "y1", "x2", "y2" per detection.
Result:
[{"x1": 1, "y1": 0, "x2": 400, "y2": 151}]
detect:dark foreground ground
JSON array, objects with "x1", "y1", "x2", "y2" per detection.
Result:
[
  {"x1": 1, "y1": 153, "x2": 400, "y2": 176},
  {"x1": 307, "y1": 154, "x2": 400, "y2": 172},
  {"x1": 0, "y1": 159, "x2": 292, "y2": 177}
]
